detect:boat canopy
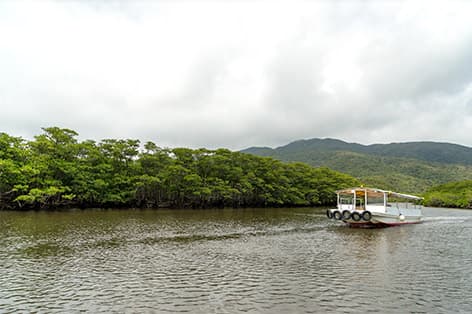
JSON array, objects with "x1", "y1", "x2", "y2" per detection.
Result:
[{"x1": 335, "y1": 187, "x2": 423, "y2": 201}]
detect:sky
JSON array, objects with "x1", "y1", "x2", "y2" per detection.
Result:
[{"x1": 1, "y1": 0, "x2": 472, "y2": 150}]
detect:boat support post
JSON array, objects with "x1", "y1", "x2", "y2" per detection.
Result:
[{"x1": 353, "y1": 189, "x2": 356, "y2": 211}]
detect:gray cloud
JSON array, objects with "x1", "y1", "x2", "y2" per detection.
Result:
[{"x1": 1, "y1": 0, "x2": 472, "y2": 149}]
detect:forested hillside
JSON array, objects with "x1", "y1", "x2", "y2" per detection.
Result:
[
  {"x1": 0, "y1": 128, "x2": 359, "y2": 210},
  {"x1": 244, "y1": 138, "x2": 472, "y2": 164},
  {"x1": 423, "y1": 180, "x2": 472, "y2": 209},
  {"x1": 242, "y1": 138, "x2": 472, "y2": 193}
]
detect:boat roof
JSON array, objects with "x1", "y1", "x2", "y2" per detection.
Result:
[{"x1": 335, "y1": 187, "x2": 423, "y2": 200}]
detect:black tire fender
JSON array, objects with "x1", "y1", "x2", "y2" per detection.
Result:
[
  {"x1": 333, "y1": 211, "x2": 343, "y2": 220},
  {"x1": 342, "y1": 210, "x2": 351, "y2": 220},
  {"x1": 351, "y1": 211, "x2": 361, "y2": 221},
  {"x1": 362, "y1": 211, "x2": 372, "y2": 221}
]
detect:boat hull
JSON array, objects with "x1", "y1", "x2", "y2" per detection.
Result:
[
  {"x1": 346, "y1": 218, "x2": 422, "y2": 228},
  {"x1": 327, "y1": 209, "x2": 422, "y2": 227},
  {"x1": 369, "y1": 212, "x2": 422, "y2": 225}
]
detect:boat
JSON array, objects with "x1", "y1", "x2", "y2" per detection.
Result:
[{"x1": 326, "y1": 187, "x2": 423, "y2": 227}]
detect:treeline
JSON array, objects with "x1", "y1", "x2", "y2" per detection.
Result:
[
  {"x1": 0, "y1": 127, "x2": 359, "y2": 210},
  {"x1": 423, "y1": 180, "x2": 472, "y2": 209}
]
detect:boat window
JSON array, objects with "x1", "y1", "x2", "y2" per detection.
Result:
[
  {"x1": 340, "y1": 196, "x2": 353, "y2": 204},
  {"x1": 366, "y1": 194, "x2": 384, "y2": 206}
]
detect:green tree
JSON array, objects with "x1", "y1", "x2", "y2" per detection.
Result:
[{"x1": 1, "y1": 127, "x2": 362, "y2": 210}]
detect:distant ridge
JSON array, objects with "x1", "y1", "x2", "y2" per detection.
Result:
[
  {"x1": 242, "y1": 138, "x2": 472, "y2": 165},
  {"x1": 241, "y1": 138, "x2": 472, "y2": 193}
]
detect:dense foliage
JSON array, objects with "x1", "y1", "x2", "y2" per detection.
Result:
[
  {"x1": 243, "y1": 139, "x2": 472, "y2": 194},
  {"x1": 0, "y1": 128, "x2": 359, "y2": 210},
  {"x1": 423, "y1": 180, "x2": 472, "y2": 209}
]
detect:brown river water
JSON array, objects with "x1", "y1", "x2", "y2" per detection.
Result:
[{"x1": 0, "y1": 207, "x2": 471, "y2": 313}]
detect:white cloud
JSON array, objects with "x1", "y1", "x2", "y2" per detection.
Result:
[{"x1": 1, "y1": 0, "x2": 472, "y2": 149}]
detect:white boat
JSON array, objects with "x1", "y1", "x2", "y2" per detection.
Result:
[{"x1": 327, "y1": 187, "x2": 423, "y2": 227}]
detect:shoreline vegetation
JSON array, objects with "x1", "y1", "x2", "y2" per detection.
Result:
[
  {"x1": 422, "y1": 180, "x2": 472, "y2": 209},
  {"x1": 0, "y1": 127, "x2": 359, "y2": 211},
  {"x1": 1, "y1": 127, "x2": 470, "y2": 211}
]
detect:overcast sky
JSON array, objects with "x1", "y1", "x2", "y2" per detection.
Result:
[{"x1": 1, "y1": 0, "x2": 472, "y2": 150}]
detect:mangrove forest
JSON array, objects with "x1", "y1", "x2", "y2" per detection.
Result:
[{"x1": 0, "y1": 127, "x2": 359, "y2": 210}]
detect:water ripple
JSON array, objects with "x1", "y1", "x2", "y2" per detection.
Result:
[{"x1": 0, "y1": 207, "x2": 471, "y2": 313}]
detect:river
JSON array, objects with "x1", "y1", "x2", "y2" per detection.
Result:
[{"x1": 0, "y1": 207, "x2": 471, "y2": 313}]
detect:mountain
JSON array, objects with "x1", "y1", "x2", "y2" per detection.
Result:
[
  {"x1": 241, "y1": 138, "x2": 472, "y2": 193},
  {"x1": 243, "y1": 138, "x2": 472, "y2": 164}
]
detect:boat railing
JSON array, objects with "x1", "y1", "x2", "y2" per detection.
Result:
[
  {"x1": 386, "y1": 202, "x2": 422, "y2": 215},
  {"x1": 389, "y1": 202, "x2": 422, "y2": 209}
]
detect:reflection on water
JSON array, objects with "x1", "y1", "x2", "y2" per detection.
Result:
[{"x1": 1, "y1": 207, "x2": 471, "y2": 313}]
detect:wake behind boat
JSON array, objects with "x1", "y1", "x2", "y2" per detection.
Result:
[{"x1": 327, "y1": 187, "x2": 423, "y2": 227}]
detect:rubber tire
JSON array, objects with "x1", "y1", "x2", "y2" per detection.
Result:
[
  {"x1": 333, "y1": 211, "x2": 343, "y2": 220},
  {"x1": 362, "y1": 211, "x2": 372, "y2": 221},
  {"x1": 342, "y1": 210, "x2": 351, "y2": 220},
  {"x1": 326, "y1": 210, "x2": 333, "y2": 219},
  {"x1": 351, "y1": 212, "x2": 361, "y2": 222}
]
